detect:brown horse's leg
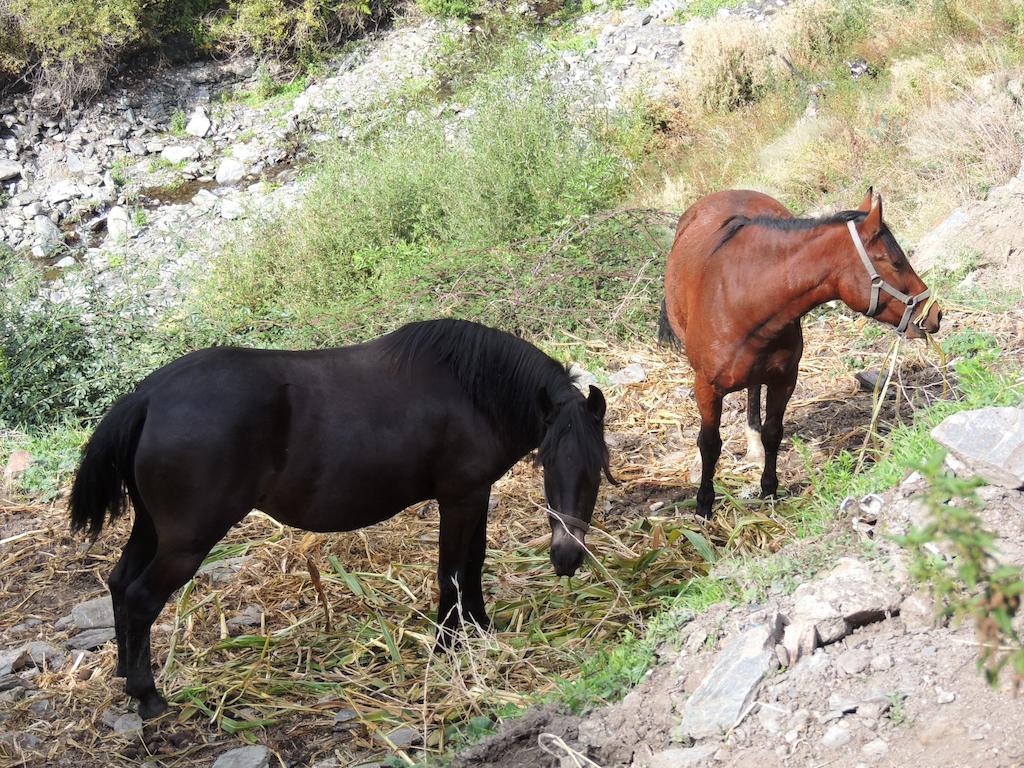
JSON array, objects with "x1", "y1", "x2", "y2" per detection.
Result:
[
  {"x1": 760, "y1": 378, "x2": 797, "y2": 499},
  {"x1": 694, "y1": 380, "x2": 723, "y2": 520},
  {"x1": 435, "y1": 487, "x2": 490, "y2": 649},
  {"x1": 123, "y1": 530, "x2": 226, "y2": 719},
  {"x1": 108, "y1": 511, "x2": 157, "y2": 678},
  {"x1": 744, "y1": 386, "x2": 764, "y2": 464}
]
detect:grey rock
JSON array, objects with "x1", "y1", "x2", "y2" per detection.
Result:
[
  {"x1": 24, "y1": 642, "x2": 66, "y2": 670},
  {"x1": 70, "y1": 596, "x2": 115, "y2": 629},
  {"x1": 186, "y1": 107, "x2": 212, "y2": 138},
  {"x1": 23, "y1": 201, "x2": 44, "y2": 218},
  {"x1": 221, "y1": 198, "x2": 244, "y2": 220},
  {"x1": 569, "y1": 362, "x2": 599, "y2": 390},
  {"x1": 0, "y1": 648, "x2": 29, "y2": 676},
  {"x1": 215, "y1": 157, "x2": 246, "y2": 185},
  {"x1": 226, "y1": 604, "x2": 263, "y2": 631},
  {"x1": 931, "y1": 406, "x2": 1024, "y2": 489},
  {"x1": 0, "y1": 732, "x2": 40, "y2": 751},
  {"x1": 647, "y1": 744, "x2": 718, "y2": 767},
  {"x1": 333, "y1": 707, "x2": 359, "y2": 731},
  {"x1": 111, "y1": 712, "x2": 143, "y2": 735},
  {"x1": 676, "y1": 620, "x2": 782, "y2": 739},
  {"x1": 32, "y1": 214, "x2": 63, "y2": 254},
  {"x1": 212, "y1": 745, "x2": 271, "y2": 768},
  {"x1": 0, "y1": 161, "x2": 22, "y2": 181},
  {"x1": 197, "y1": 556, "x2": 247, "y2": 585},
  {"x1": 47, "y1": 179, "x2": 80, "y2": 203},
  {"x1": 381, "y1": 725, "x2": 421, "y2": 748},
  {"x1": 870, "y1": 653, "x2": 893, "y2": 672},
  {"x1": 862, "y1": 739, "x2": 889, "y2": 759},
  {"x1": 127, "y1": 138, "x2": 148, "y2": 155},
  {"x1": 781, "y1": 619, "x2": 818, "y2": 666},
  {"x1": 66, "y1": 627, "x2": 116, "y2": 651},
  {"x1": 836, "y1": 648, "x2": 871, "y2": 676},
  {"x1": 55, "y1": 255, "x2": 77, "y2": 269},
  {"x1": 106, "y1": 206, "x2": 132, "y2": 242},
  {"x1": 821, "y1": 724, "x2": 852, "y2": 748},
  {"x1": 610, "y1": 363, "x2": 646, "y2": 386},
  {"x1": 790, "y1": 558, "x2": 902, "y2": 644},
  {"x1": 161, "y1": 145, "x2": 197, "y2": 164}
]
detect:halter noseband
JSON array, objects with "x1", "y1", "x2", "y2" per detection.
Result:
[
  {"x1": 846, "y1": 220, "x2": 930, "y2": 336},
  {"x1": 547, "y1": 508, "x2": 590, "y2": 537}
]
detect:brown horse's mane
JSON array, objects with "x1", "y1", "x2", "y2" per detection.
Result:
[{"x1": 711, "y1": 209, "x2": 906, "y2": 264}]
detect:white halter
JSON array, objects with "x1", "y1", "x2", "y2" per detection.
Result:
[{"x1": 847, "y1": 220, "x2": 930, "y2": 336}]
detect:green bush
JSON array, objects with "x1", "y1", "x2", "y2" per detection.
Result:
[
  {"x1": 198, "y1": 50, "x2": 659, "y2": 344},
  {"x1": 416, "y1": 0, "x2": 478, "y2": 20},
  {"x1": 0, "y1": 254, "x2": 171, "y2": 427},
  {"x1": 1, "y1": 0, "x2": 393, "y2": 104}
]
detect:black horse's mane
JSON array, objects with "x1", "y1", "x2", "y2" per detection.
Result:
[
  {"x1": 383, "y1": 319, "x2": 610, "y2": 473},
  {"x1": 711, "y1": 209, "x2": 904, "y2": 258}
]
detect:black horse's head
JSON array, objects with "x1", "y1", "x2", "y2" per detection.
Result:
[{"x1": 537, "y1": 384, "x2": 615, "y2": 577}]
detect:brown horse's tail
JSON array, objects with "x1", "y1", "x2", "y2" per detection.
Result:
[
  {"x1": 69, "y1": 392, "x2": 148, "y2": 540},
  {"x1": 658, "y1": 298, "x2": 682, "y2": 350}
]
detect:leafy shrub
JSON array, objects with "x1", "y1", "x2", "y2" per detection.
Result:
[
  {"x1": 416, "y1": 0, "x2": 478, "y2": 20},
  {"x1": 198, "y1": 51, "x2": 656, "y2": 343},
  {"x1": 0, "y1": 254, "x2": 171, "y2": 427}
]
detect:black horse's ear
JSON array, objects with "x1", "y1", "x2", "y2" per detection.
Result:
[
  {"x1": 537, "y1": 387, "x2": 555, "y2": 425},
  {"x1": 587, "y1": 386, "x2": 607, "y2": 421},
  {"x1": 857, "y1": 186, "x2": 873, "y2": 212}
]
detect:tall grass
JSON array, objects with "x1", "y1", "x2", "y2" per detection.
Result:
[{"x1": 197, "y1": 49, "x2": 657, "y2": 344}]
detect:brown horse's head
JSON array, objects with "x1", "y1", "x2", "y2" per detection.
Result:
[{"x1": 840, "y1": 192, "x2": 942, "y2": 339}]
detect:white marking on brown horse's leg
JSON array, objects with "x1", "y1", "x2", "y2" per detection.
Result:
[{"x1": 743, "y1": 424, "x2": 765, "y2": 464}]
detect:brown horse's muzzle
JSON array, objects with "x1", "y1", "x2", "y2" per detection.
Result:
[{"x1": 907, "y1": 302, "x2": 942, "y2": 338}]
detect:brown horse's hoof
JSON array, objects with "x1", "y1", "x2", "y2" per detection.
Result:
[{"x1": 137, "y1": 692, "x2": 169, "y2": 720}]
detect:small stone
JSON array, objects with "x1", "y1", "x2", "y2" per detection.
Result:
[
  {"x1": 55, "y1": 256, "x2": 76, "y2": 269},
  {"x1": 0, "y1": 648, "x2": 29, "y2": 676},
  {"x1": 220, "y1": 198, "x2": 244, "y2": 219},
  {"x1": 568, "y1": 362, "x2": 598, "y2": 390},
  {"x1": 226, "y1": 604, "x2": 263, "y2": 631},
  {"x1": 647, "y1": 744, "x2": 718, "y2": 767},
  {"x1": 822, "y1": 724, "x2": 853, "y2": 748},
  {"x1": 931, "y1": 406, "x2": 1024, "y2": 489},
  {"x1": 111, "y1": 712, "x2": 143, "y2": 735},
  {"x1": 936, "y1": 688, "x2": 955, "y2": 704},
  {"x1": 47, "y1": 179, "x2": 80, "y2": 204},
  {"x1": 105, "y1": 206, "x2": 132, "y2": 241},
  {"x1": 32, "y1": 214, "x2": 63, "y2": 254},
  {"x1": 127, "y1": 138, "x2": 148, "y2": 155},
  {"x1": 609, "y1": 363, "x2": 646, "y2": 386},
  {"x1": 862, "y1": 739, "x2": 889, "y2": 759},
  {"x1": 161, "y1": 145, "x2": 197, "y2": 164},
  {"x1": 215, "y1": 157, "x2": 246, "y2": 186},
  {"x1": 212, "y1": 746, "x2": 270, "y2": 768},
  {"x1": 196, "y1": 556, "x2": 247, "y2": 585},
  {"x1": 870, "y1": 653, "x2": 893, "y2": 672},
  {"x1": 24, "y1": 642, "x2": 66, "y2": 670},
  {"x1": 0, "y1": 160, "x2": 22, "y2": 181},
  {"x1": 381, "y1": 726, "x2": 421, "y2": 749},
  {"x1": 333, "y1": 707, "x2": 359, "y2": 731},
  {"x1": 66, "y1": 627, "x2": 116, "y2": 651},
  {"x1": 69, "y1": 596, "x2": 115, "y2": 629},
  {"x1": 837, "y1": 648, "x2": 871, "y2": 676},
  {"x1": 185, "y1": 107, "x2": 212, "y2": 138}
]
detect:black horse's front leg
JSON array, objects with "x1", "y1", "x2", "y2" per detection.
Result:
[
  {"x1": 760, "y1": 377, "x2": 796, "y2": 499},
  {"x1": 435, "y1": 487, "x2": 491, "y2": 650}
]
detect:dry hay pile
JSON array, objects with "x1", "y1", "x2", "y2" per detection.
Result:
[{"x1": 0, "y1": 302, "x2": 1019, "y2": 768}]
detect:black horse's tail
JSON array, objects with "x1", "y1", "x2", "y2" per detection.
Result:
[
  {"x1": 69, "y1": 392, "x2": 148, "y2": 540},
  {"x1": 658, "y1": 298, "x2": 682, "y2": 350}
]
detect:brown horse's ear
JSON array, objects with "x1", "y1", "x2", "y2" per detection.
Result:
[
  {"x1": 862, "y1": 194, "x2": 883, "y2": 239},
  {"x1": 586, "y1": 386, "x2": 606, "y2": 421},
  {"x1": 857, "y1": 187, "x2": 873, "y2": 212}
]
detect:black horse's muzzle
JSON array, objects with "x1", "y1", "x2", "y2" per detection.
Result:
[{"x1": 548, "y1": 510, "x2": 589, "y2": 577}]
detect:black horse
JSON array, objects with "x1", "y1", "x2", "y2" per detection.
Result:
[{"x1": 69, "y1": 319, "x2": 613, "y2": 719}]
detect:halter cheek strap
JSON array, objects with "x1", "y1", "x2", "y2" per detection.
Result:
[
  {"x1": 547, "y1": 508, "x2": 590, "y2": 537},
  {"x1": 846, "y1": 220, "x2": 930, "y2": 336}
]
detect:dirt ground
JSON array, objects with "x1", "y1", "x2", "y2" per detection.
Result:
[{"x1": 0, "y1": 305, "x2": 1020, "y2": 768}]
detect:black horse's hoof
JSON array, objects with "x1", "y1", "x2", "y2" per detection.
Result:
[
  {"x1": 137, "y1": 692, "x2": 169, "y2": 720},
  {"x1": 114, "y1": 663, "x2": 127, "y2": 678}
]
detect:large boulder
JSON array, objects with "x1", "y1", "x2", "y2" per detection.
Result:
[{"x1": 931, "y1": 405, "x2": 1024, "y2": 489}]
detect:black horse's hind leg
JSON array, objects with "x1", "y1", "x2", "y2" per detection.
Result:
[
  {"x1": 108, "y1": 512, "x2": 157, "y2": 677},
  {"x1": 123, "y1": 528, "x2": 228, "y2": 719},
  {"x1": 760, "y1": 377, "x2": 796, "y2": 499},
  {"x1": 694, "y1": 379, "x2": 723, "y2": 520},
  {"x1": 435, "y1": 487, "x2": 490, "y2": 649}
]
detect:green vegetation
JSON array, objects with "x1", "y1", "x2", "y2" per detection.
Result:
[
  {"x1": 897, "y1": 451, "x2": 1024, "y2": 684},
  {"x1": 0, "y1": 0, "x2": 392, "y2": 103},
  {"x1": 671, "y1": 0, "x2": 745, "y2": 24}
]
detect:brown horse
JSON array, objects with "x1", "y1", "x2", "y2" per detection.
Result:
[{"x1": 659, "y1": 189, "x2": 942, "y2": 519}]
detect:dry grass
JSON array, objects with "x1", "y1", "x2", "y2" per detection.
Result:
[{"x1": 2, "y1": 299, "x2": 1016, "y2": 767}]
